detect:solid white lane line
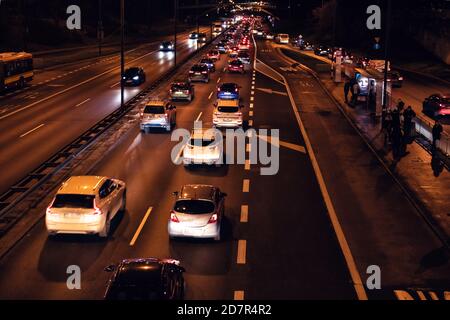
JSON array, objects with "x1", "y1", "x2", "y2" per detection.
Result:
[
  {"x1": 237, "y1": 240, "x2": 247, "y2": 264},
  {"x1": 208, "y1": 91, "x2": 214, "y2": 99},
  {"x1": 245, "y1": 160, "x2": 250, "y2": 171},
  {"x1": 129, "y1": 207, "x2": 153, "y2": 246},
  {"x1": 234, "y1": 291, "x2": 245, "y2": 300},
  {"x1": 20, "y1": 124, "x2": 45, "y2": 138},
  {"x1": 243, "y1": 179, "x2": 250, "y2": 192},
  {"x1": 0, "y1": 48, "x2": 160, "y2": 121},
  {"x1": 241, "y1": 205, "x2": 248, "y2": 222},
  {"x1": 75, "y1": 98, "x2": 91, "y2": 107},
  {"x1": 255, "y1": 55, "x2": 368, "y2": 300},
  {"x1": 110, "y1": 82, "x2": 120, "y2": 88},
  {"x1": 195, "y1": 112, "x2": 203, "y2": 122}
]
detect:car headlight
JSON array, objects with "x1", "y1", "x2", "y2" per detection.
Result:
[
  {"x1": 160, "y1": 45, "x2": 163, "y2": 49},
  {"x1": 122, "y1": 76, "x2": 126, "y2": 79},
  {"x1": 133, "y1": 76, "x2": 139, "y2": 80}
]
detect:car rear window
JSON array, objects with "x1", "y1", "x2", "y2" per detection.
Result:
[
  {"x1": 172, "y1": 83, "x2": 189, "y2": 90},
  {"x1": 220, "y1": 83, "x2": 237, "y2": 91},
  {"x1": 191, "y1": 65, "x2": 206, "y2": 72},
  {"x1": 230, "y1": 60, "x2": 242, "y2": 65},
  {"x1": 52, "y1": 194, "x2": 94, "y2": 209},
  {"x1": 188, "y1": 138, "x2": 215, "y2": 147},
  {"x1": 144, "y1": 106, "x2": 165, "y2": 114},
  {"x1": 218, "y1": 106, "x2": 239, "y2": 113},
  {"x1": 174, "y1": 200, "x2": 215, "y2": 214},
  {"x1": 124, "y1": 68, "x2": 138, "y2": 76},
  {"x1": 200, "y1": 59, "x2": 212, "y2": 64}
]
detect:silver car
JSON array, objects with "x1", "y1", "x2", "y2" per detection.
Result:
[
  {"x1": 213, "y1": 99, "x2": 243, "y2": 128},
  {"x1": 168, "y1": 184, "x2": 226, "y2": 241},
  {"x1": 140, "y1": 100, "x2": 176, "y2": 132}
]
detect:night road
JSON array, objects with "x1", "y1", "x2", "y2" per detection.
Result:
[{"x1": 0, "y1": 0, "x2": 449, "y2": 307}]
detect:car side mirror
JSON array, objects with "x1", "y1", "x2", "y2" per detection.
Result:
[{"x1": 104, "y1": 264, "x2": 116, "y2": 272}]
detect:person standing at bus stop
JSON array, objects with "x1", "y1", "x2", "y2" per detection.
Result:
[
  {"x1": 344, "y1": 78, "x2": 351, "y2": 103},
  {"x1": 432, "y1": 120, "x2": 443, "y2": 148}
]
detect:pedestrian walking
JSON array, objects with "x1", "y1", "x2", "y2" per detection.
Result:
[
  {"x1": 344, "y1": 78, "x2": 351, "y2": 103},
  {"x1": 403, "y1": 106, "x2": 416, "y2": 138},
  {"x1": 432, "y1": 120, "x2": 443, "y2": 147},
  {"x1": 351, "y1": 82, "x2": 359, "y2": 105}
]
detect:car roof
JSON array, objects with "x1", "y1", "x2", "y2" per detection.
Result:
[
  {"x1": 220, "y1": 82, "x2": 238, "y2": 88},
  {"x1": 179, "y1": 184, "x2": 216, "y2": 201},
  {"x1": 146, "y1": 100, "x2": 166, "y2": 106},
  {"x1": 190, "y1": 128, "x2": 216, "y2": 140},
  {"x1": 115, "y1": 258, "x2": 163, "y2": 286},
  {"x1": 217, "y1": 99, "x2": 239, "y2": 107},
  {"x1": 57, "y1": 176, "x2": 107, "y2": 195}
]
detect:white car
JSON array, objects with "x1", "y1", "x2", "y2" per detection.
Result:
[
  {"x1": 213, "y1": 99, "x2": 243, "y2": 128},
  {"x1": 140, "y1": 100, "x2": 176, "y2": 132},
  {"x1": 168, "y1": 184, "x2": 226, "y2": 241},
  {"x1": 182, "y1": 128, "x2": 222, "y2": 166},
  {"x1": 46, "y1": 176, "x2": 126, "y2": 237}
]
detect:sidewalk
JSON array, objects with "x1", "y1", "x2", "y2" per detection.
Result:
[{"x1": 281, "y1": 48, "x2": 450, "y2": 242}]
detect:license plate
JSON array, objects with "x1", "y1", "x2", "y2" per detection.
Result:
[{"x1": 195, "y1": 73, "x2": 200, "y2": 75}]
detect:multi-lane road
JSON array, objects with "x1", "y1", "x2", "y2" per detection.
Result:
[
  {"x1": 0, "y1": 24, "x2": 448, "y2": 300},
  {"x1": 0, "y1": 27, "x2": 210, "y2": 196}
]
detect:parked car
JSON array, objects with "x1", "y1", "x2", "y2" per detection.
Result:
[{"x1": 104, "y1": 258, "x2": 185, "y2": 300}]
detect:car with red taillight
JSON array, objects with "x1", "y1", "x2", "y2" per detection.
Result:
[
  {"x1": 169, "y1": 81, "x2": 195, "y2": 101},
  {"x1": 45, "y1": 176, "x2": 126, "y2": 238},
  {"x1": 227, "y1": 59, "x2": 245, "y2": 74},
  {"x1": 188, "y1": 64, "x2": 210, "y2": 83},
  {"x1": 140, "y1": 100, "x2": 177, "y2": 132},
  {"x1": 168, "y1": 184, "x2": 226, "y2": 241},
  {"x1": 423, "y1": 93, "x2": 450, "y2": 118}
]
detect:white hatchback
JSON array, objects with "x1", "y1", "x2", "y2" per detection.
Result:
[
  {"x1": 182, "y1": 129, "x2": 222, "y2": 166},
  {"x1": 213, "y1": 99, "x2": 243, "y2": 128},
  {"x1": 45, "y1": 176, "x2": 126, "y2": 237}
]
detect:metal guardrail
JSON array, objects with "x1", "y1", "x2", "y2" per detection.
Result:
[
  {"x1": 0, "y1": 33, "x2": 221, "y2": 235},
  {"x1": 413, "y1": 115, "x2": 450, "y2": 156}
]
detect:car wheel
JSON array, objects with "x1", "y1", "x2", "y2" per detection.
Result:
[
  {"x1": 99, "y1": 214, "x2": 111, "y2": 238},
  {"x1": 214, "y1": 226, "x2": 221, "y2": 241},
  {"x1": 120, "y1": 190, "x2": 127, "y2": 212}
]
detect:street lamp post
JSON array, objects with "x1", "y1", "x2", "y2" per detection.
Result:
[
  {"x1": 120, "y1": 0, "x2": 125, "y2": 109},
  {"x1": 174, "y1": 0, "x2": 178, "y2": 67},
  {"x1": 382, "y1": 0, "x2": 392, "y2": 114}
]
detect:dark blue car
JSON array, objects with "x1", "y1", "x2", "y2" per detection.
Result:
[{"x1": 217, "y1": 82, "x2": 240, "y2": 100}]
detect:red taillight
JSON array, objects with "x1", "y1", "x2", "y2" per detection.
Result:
[
  {"x1": 170, "y1": 211, "x2": 179, "y2": 223},
  {"x1": 208, "y1": 214, "x2": 218, "y2": 224},
  {"x1": 189, "y1": 71, "x2": 194, "y2": 74},
  {"x1": 93, "y1": 199, "x2": 102, "y2": 215},
  {"x1": 184, "y1": 90, "x2": 189, "y2": 94},
  {"x1": 202, "y1": 71, "x2": 208, "y2": 74},
  {"x1": 235, "y1": 88, "x2": 238, "y2": 92},
  {"x1": 46, "y1": 198, "x2": 55, "y2": 214}
]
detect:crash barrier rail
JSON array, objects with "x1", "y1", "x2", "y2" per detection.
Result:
[
  {"x1": 413, "y1": 115, "x2": 450, "y2": 156},
  {"x1": 0, "y1": 33, "x2": 222, "y2": 236}
]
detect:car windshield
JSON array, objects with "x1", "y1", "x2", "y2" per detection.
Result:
[
  {"x1": 218, "y1": 106, "x2": 239, "y2": 113},
  {"x1": 188, "y1": 138, "x2": 215, "y2": 147},
  {"x1": 230, "y1": 60, "x2": 242, "y2": 65},
  {"x1": 52, "y1": 194, "x2": 95, "y2": 209},
  {"x1": 174, "y1": 200, "x2": 215, "y2": 214},
  {"x1": 144, "y1": 106, "x2": 165, "y2": 114}
]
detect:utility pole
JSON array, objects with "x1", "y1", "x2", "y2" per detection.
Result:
[
  {"x1": 382, "y1": 0, "x2": 392, "y2": 113},
  {"x1": 174, "y1": 0, "x2": 178, "y2": 67},
  {"x1": 196, "y1": 0, "x2": 200, "y2": 35},
  {"x1": 120, "y1": 0, "x2": 125, "y2": 109},
  {"x1": 98, "y1": 0, "x2": 103, "y2": 56}
]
